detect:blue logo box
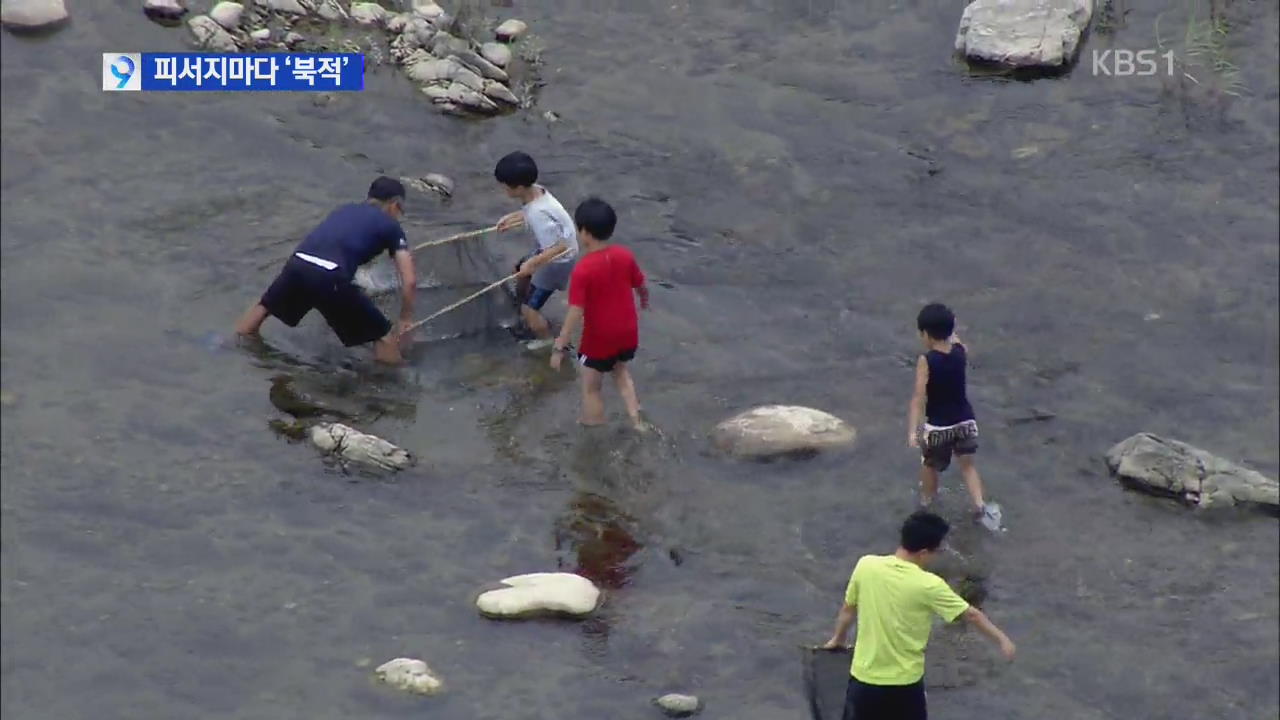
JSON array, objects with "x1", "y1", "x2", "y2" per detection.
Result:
[{"x1": 103, "y1": 53, "x2": 364, "y2": 92}]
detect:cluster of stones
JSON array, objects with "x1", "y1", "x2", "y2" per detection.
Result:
[{"x1": 140, "y1": 0, "x2": 532, "y2": 117}]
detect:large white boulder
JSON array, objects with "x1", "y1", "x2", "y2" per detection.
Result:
[
  {"x1": 955, "y1": 0, "x2": 1093, "y2": 69},
  {"x1": 1, "y1": 0, "x2": 68, "y2": 32},
  {"x1": 209, "y1": 1, "x2": 242, "y2": 31},
  {"x1": 374, "y1": 658, "x2": 443, "y2": 695},
  {"x1": 476, "y1": 572, "x2": 601, "y2": 619},
  {"x1": 712, "y1": 405, "x2": 856, "y2": 459},
  {"x1": 1105, "y1": 433, "x2": 1278, "y2": 509},
  {"x1": 656, "y1": 693, "x2": 703, "y2": 717},
  {"x1": 310, "y1": 423, "x2": 412, "y2": 471}
]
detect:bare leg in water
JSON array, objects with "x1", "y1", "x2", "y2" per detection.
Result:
[
  {"x1": 956, "y1": 454, "x2": 986, "y2": 513},
  {"x1": 580, "y1": 366, "x2": 606, "y2": 426},
  {"x1": 611, "y1": 362, "x2": 645, "y2": 431},
  {"x1": 919, "y1": 464, "x2": 940, "y2": 508}
]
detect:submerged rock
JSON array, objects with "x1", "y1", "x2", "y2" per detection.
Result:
[
  {"x1": 712, "y1": 405, "x2": 857, "y2": 459},
  {"x1": 480, "y1": 41, "x2": 512, "y2": 68},
  {"x1": 655, "y1": 694, "x2": 702, "y2": 717},
  {"x1": 476, "y1": 572, "x2": 601, "y2": 619},
  {"x1": 374, "y1": 658, "x2": 443, "y2": 695},
  {"x1": 1, "y1": 0, "x2": 68, "y2": 32},
  {"x1": 955, "y1": 0, "x2": 1092, "y2": 68},
  {"x1": 417, "y1": 173, "x2": 455, "y2": 198},
  {"x1": 494, "y1": 18, "x2": 527, "y2": 42},
  {"x1": 1105, "y1": 433, "x2": 1278, "y2": 510},
  {"x1": 143, "y1": 0, "x2": 187, "y2": 27},
  {"x1": 310, "y1": 422, "x2": 412, "y2": 471},
  {"x1": 209, "y1": 1, "x2": 242, "y2": 31},
  {"x1": 188, "y1": 14, "x2": 238, "y2": 52}
]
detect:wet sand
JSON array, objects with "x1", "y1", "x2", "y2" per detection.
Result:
[{"x1": 2, "y1": 1, "x2": 1277, "y2": 718}]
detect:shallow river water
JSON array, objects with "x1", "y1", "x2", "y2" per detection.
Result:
[{"x1": 2, "y1": 1, "x2": 1278, "y2": 719}]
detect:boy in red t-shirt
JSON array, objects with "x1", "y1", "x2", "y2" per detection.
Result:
[{"x1": 551, "y1": 198, "x2": 650, "y2": 430}]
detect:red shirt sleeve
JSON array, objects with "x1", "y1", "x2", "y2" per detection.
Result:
[
  {"x1": 568, "y1": 262, "x2": 588, "y2": 308},
  {"x1": 629, "y1": 252, "x2": 645, "y2": 288}
]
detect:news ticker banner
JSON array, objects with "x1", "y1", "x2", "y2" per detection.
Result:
[{"x1": 102, "y1": 53, "x2": 364, "y2": 91}]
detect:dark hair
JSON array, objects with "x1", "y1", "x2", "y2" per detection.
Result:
[
  {"x1": 494, "y1": 151, "x2": 538, "y2": 187},
  {"x1": 368, "y1": 176, "x2": 405, "y2": 202},
  {"x1": 574, "y1": 197, "x2": 616, "y2": 240},
  {"x1": 916, "y1": 303, "x2": 955, "y2": 340},
  {"x1": 900, "y1": 511, "x2": 950, "y2": 552}
]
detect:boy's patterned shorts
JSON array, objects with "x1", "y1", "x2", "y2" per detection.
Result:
[{"x1": 918, "y1": 420, "x2": 979, "y2": 472}]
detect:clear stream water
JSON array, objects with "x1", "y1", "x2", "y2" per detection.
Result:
[{"x1": 2, "y1": 1, "x2": 1277, "y2": 718}]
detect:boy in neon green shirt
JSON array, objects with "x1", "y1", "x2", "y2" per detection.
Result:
[{"x1": 821, "y1": 511, "x2": 1016, "y2": 719}]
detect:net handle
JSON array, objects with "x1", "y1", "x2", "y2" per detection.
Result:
[
  {"x1": 405, "y1": 247, "x2": 568, "y2": 333},
  {"x1": 411, "y1": 225, "x2": 499, "y2": 253}
]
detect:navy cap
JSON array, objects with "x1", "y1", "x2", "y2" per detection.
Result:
[{"x1": 368, "y1": 176, "x2": 406, "y2": 202}]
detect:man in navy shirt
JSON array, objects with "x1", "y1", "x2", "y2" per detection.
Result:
[{"x1": 235, "y1": 177, "x2": 417, "y2": 364}]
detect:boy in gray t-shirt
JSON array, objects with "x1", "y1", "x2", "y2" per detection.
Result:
[{"x1": 493, "y1": 151, "x2": 579, "y2": 342}]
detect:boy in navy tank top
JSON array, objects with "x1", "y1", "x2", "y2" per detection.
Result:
[{"x1": 907, "y1": 303, "x2": 999, "y2": 528}]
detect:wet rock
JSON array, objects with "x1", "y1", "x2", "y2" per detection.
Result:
[
  {"x1": 450, "y1": 49, "x2": 509, "y2": 82},
  {"x1": 349, "y1": 2, "x2": 385, "y2": 26},
  {"x1": 422, "y1": 83, "x2": 499, "y2": 113},
  {"x1": 494, "y1": 18, "x2": 527, "y2": 42},
  {"x1": 249, "y1": 26, "x2": 271, "y2": 45},
  {"x1": 421, "y1": 82, "x2": 499, "y2": 114},
  {"x1": 712, "y1": 405, "x2": 857, "y2": 459},
  {"x1": 480, "y1": 41, "x2": 512, "y2": 68},
  {"x1": 655, "y1": 694, "x2": 702, "y2": 717},
  {"x1": 209, "y1": 1, "x2": 242, "y2": 31},
  {"x1": 374, "y1": 658, "x2": 443, "y2": 695},
  {"x1": 475, "y1": 572, "x2": 601, "y2": 619},
  {"x1": 188, "y1": 14, "x2": 239, "y2": 52},
  {"x1": 143, "y1": 0, "x2": 187, "y2": 27},
  {"x1": 1, "y1": 0, "x2": 68, "y2": 33},
  {"x1": 385, "y1": 12, "x2": 408, "y2": 33},
  {"x1": 264, "y1": 0, "x2": 305, "y2": 15},
  {"x1": 955, "y1": 0, "x2": 1092, "y2": 68},
  {"x1": 310, "y1": 422, "x2": 412, "y2": 471},
  {"x1": 1105, "y1": 433, "x2": 1278, "y2": 510},
  {"x1": 429, "y1": 30, "x2": 470, "y2": 57},
  {"x1": 411, "y1": 0, "x2": 443, "y2": 19},
  {"x1": 419, "y1": 173, "x2": 455, "y2": 198},
  {"x1": 482, "y1": 78, "x2": 519, "y2": 106},
  {"x1": 312, "y1": 0, "x2": 347, "y2": 22},
  {"x1": 283, "y1": 30, "x2": 304, "y2": 48}
]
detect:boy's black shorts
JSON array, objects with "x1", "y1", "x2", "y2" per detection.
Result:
[
  {"x1": 260, "y1": 257, "x2": 391, "y2": 347},
  {"x1": 578, "y1": 347, "x2": 636, "y2": 373},
  {"x1": 842, "y1": 677, "x2": 927, "y2": 720}
]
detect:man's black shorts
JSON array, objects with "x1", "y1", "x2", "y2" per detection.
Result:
[
  {"x1": 578, "y1": 347, "x2": 636, "y2": 373},
  {"x1": 842, "y1": 676, "x2": 927, "y2": 720},
  {"x1": 260, "y1": 257, "x2": 391, "y2": 347}
]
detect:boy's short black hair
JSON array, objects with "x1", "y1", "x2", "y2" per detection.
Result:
[
  {"x1": 368, "y1": 176, "x2": 405, "y2": 202},
  {"x1": 494, "y1": 151, "x2": 538, "y2": 187},
  {"x1": 901, "y1": 511, "x2": 950, "y2": 552},
  {"x1": 574, "y1": 197, "x2": 616, "y2": 240},
  {"x1": 917, "y1": 303, "x2": 956, "y2": 340}
]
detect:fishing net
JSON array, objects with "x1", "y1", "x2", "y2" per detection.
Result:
[
  {"x1": 354, "y1": 230, "x2": 520, "y2": 343},
  {"x1": 802, "y1": 647, "x2": 852, "y2": 720}
]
